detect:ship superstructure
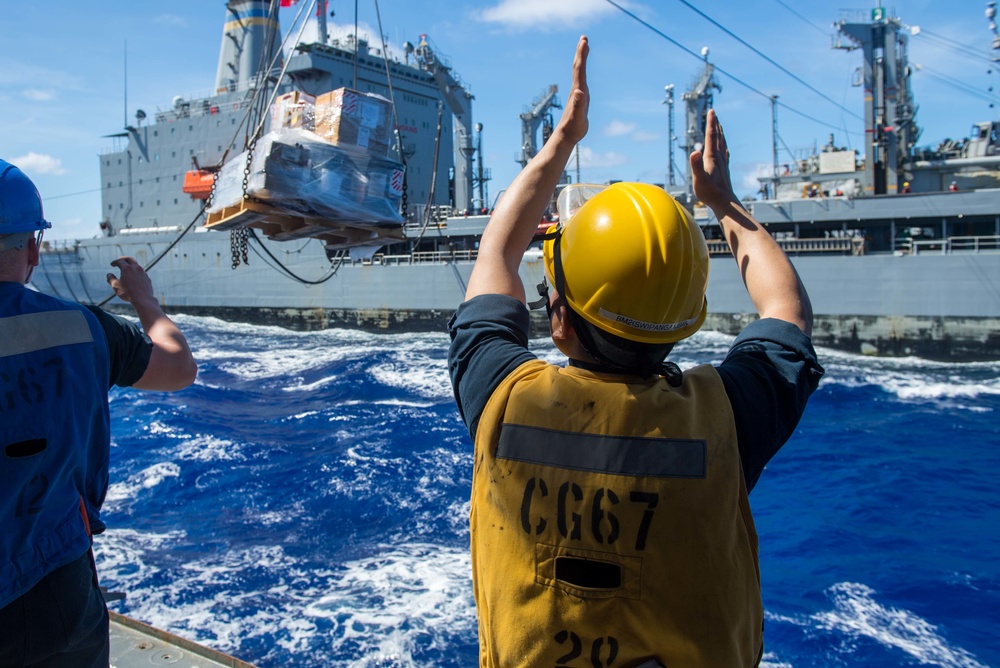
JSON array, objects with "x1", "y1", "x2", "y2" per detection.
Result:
[
  {"x1": 753, "y1": 10, "x2": 1000, "y2": 203},
  {"x1": 35, "y1": 2, "x2": 1000, "y2": 360},
  {"x1": 662, "y1": 9, "x2": 1000, "y2": 258},
  {"x1": 99, "y1": 0, "x2": 462, "y2": 240}
]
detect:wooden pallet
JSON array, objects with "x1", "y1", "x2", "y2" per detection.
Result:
[{"x1": 204, "y1": 198, "x2": 404, "y2": 249}]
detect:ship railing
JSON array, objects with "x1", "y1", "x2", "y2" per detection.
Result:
[
  {"x1": 405, "y1": 205, "x2": 454, "y2": 227},
  {"x1": 910, "y1": 235, "x2": 1000, "y2": 255},
  {"x1": 705, "y1": 237, "x2": 862, "y2": 256},
  {"x1": 38, "y1": 240, "x2": 79, "y2": 254},
  {"x1": 155, "y1": 96, "x2": 253, "y2": 123},
  {"x1": 358, "y1": 249, "x2": 479, "y2": 266}
]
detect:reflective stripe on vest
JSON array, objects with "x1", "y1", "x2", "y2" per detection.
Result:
[
  {"x1": 472, "y1": 360, "x2": 763, "y2": 668},
  {"x1": 0, "y1": 310, "x2": 93, "y2": 358}
]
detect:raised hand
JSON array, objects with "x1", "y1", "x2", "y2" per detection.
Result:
[
  {"x1": 555, "y1": 36, "x2": 590, "y2": 145},
  {"x1": 689, "y1": 109, "x2": 736, "y2": 210}
]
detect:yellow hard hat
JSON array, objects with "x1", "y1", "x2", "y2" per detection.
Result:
[{"x1": 542, "y1": 182, "x2": 709, "y2": 345}]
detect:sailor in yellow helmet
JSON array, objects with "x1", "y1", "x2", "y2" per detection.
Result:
[{"x1": 448, "y1": 37, "x2": 823, "y2": 667}]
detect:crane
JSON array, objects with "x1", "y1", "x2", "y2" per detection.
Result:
[
  {"x1": 411, "y1": 34, "x2": 476, "y2": 213},
  {"x1": 518, "y1": 85, "x2": 561, "y2": 168}
]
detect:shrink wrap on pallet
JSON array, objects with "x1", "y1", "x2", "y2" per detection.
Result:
[{"x1": 208, "y1": 129, "x2": 405, "y2": 227}]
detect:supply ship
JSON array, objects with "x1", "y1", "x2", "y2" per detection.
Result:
[{"x1": 33, "y1": 1, "x2": 1000, "y2": 360}]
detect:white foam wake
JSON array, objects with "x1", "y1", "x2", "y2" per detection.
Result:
[
  {"x1": 813, "y1": 582, "x2": 987, "y2": 667},
  {"x1": 104, "y1": 462, "x2": 180, "y2": 507}
]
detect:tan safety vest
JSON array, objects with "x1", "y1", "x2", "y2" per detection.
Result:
[{"x1": 471, "y1": 360, "x2": 763, "y2": 668}]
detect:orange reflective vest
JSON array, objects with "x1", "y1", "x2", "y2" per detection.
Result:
[{"x1": 471, "y1": 360, "x2": 763, "y2": 667}]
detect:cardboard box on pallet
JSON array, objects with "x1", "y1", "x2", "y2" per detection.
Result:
[
  {"x1": 314, "y1": 88, "x2": 393, "y2": 157},
  {"x1": 271, "y1": 91, "x2": 316, "y2": 130}
]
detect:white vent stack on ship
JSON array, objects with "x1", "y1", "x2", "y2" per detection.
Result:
[{"x1": 215, "y1": 0, "x2": 284, "y2": 94}]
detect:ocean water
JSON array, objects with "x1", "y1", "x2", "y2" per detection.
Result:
[{"x1": 96, "y1": 316, "x2": 1000, "y2": 668}]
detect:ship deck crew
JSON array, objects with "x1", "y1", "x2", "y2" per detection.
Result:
[
  {"x1": 0, "y1": 160, "x2": 197, "y2": 667},
  {"x1": 448, "y1": 37, "x2": 823, "y2": 667}
]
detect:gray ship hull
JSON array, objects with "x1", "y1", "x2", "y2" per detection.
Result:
[{"x1": 35, "y1": 222, "x2": 1000, "y2": 361}]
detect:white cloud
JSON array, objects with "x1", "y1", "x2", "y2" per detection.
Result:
[
  {"x1": 154, "y1": 14, "x2": 187, "y2": 28},
  {"x1": 604, "y1": 120, "x2": 636, "y2": 137},
  {"x1": 12, "y1": 152, "x2": 67, "y2": 176},
  {"x1": 476, "y1": 0, "x2": 621, "y2": 29},
  {"x1": 23, "y1": 89, "x2": 55, "y2": 102},
  {"x1": 740, "y1": 162, "x2": 774, "y2": 193},
  {"x1": 575, "y1": 146, "x2": 627, "y2": 168},
  {"x1": 632, "y1": 130, "x2": 661, "y2": 142}
]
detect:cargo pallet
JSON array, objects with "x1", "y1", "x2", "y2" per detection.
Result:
[{"x1": 204, "y1": 199, "x2": 404, "y2": 250}]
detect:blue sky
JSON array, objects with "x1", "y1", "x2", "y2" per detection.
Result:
[{"x1": 2, "y1": 0, "x2": 997, "y2": 240}]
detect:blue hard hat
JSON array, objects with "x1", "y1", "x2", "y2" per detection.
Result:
[{"x1": 0, "y1": 159, "x2": 52, "y2": 234}]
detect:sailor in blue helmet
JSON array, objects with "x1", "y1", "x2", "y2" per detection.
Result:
[
  {"x1": 448, "y1": 38, "x2": 823, "y2": 666},
  {"x1": 0, "y1": 160, "x2": 198, "y2": 666}
]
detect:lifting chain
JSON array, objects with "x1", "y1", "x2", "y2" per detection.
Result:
[
  {"x1": 241, "y1": 133, "x2": 259, "y2": 201},
  {"x1": 395, "y1": 129, "x2": 409, "y2": 219},
  {"x1": 230, "y1": 134, "x2": 260, "y2": 269},
  {"x1": 231, "y1": 228, "x2": 249, "y2": 269},
  {"x1": 400, "y1": 170, "x2": 409, "y2": 219}
]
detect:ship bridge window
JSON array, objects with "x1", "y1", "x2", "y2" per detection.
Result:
[
  {"x1": 154, "y1": 131, "x2": 158, "y2": 137},
  {"x1": 171, "y1": 128, "x2": 175, "y2": 135}
]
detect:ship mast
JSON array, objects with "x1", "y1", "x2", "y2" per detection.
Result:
[
  {"x1": 835, "y1": 5, "x2": 920, "y2": 196},
  {"x1": 681, "y1": 48, "x2": 721, "y2": 200},
  {"x1": 663, "y1": 84, "x2": 676, "y2": 187},
  {"x1": 989, "y1": 1, "x2": 1000, "y2": 109}
]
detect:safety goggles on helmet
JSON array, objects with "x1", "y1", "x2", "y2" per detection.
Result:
[{"x1": 527, "y1": 184, "x2": 608, "y2": 314}]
